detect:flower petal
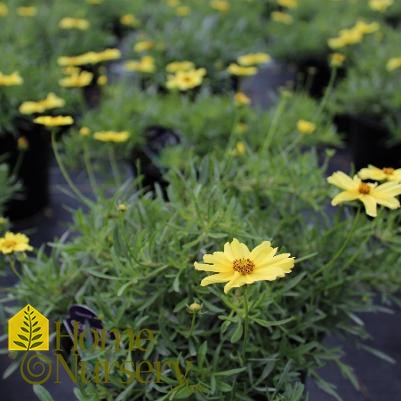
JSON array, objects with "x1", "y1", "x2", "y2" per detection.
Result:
[
  {"x1": 200, "y1": 272, "x2": 233, "y2": 287},
  {"x1": 249, "y1": 241, "x2": 274, "y2": 265},
  {"x1": 327, "y1": 171, "x2": 358, "y2": 190},
  {"x1": 331, "y1": 190, "x2": 359, "y2": 206},
  {"x1": 230, "y1": 238, "x2": 250, "y2": 259},
  {"x1": 359, "y1": 195, "x2": 377, "y2": 217}
]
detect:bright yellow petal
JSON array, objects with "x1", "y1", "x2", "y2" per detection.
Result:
[
  {"x1": 373, "y1": 182, "x2": 401, "y2": 197},
  {"x1": 200, "y1": 272, "x2": 233, "y2": 287},
  {"x1": 194, "y1": 261, "x2": 229, "y2": 273},
  {"x1": 230, "y1": 238, "x2": 250, "y2": 259},
  {"x1": 327, "y1": 171, "x2": 358, "y2": 190},
  {"x1": 358, "y1": 165, "x2": 386, "y2": 181},
  {"x1": 359, "y1": 195, "x2": 377, "y2": 217},
  {"x1": 203, "y1": 251, "x2": 232, "y2": 267},
  {"x1": 331, "y1": 191, "x2": 359, "y2": 205},
  {"x1": 223, "y1": 272, "x2": 246, "y2": 293},
  {"x1": 256, "y1": 255, "x2": 295, "y2": 274},
  {"x1": 249, "y1": 241, "x2": 273, "y2": 265},
  {"x1": 374, "y1": 197, "x2": 400, "y2": 210}
]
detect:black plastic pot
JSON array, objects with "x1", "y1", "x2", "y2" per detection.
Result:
[
  {"x1": 130, "y1": 125, "x2": 181, "y2": 198},
  {"x1": 345, "y1": 115, "x2": 401, "y2": 170},
  {"x1": 1, "y1": 118, "x2": 51, "y2": 220}
]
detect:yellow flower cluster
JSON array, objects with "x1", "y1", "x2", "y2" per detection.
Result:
[
  {"x1": 234, "y1": 91, "x2": 251, "y2": 106},
  {"x1": 271, "y1": 11, "x2": 293, "y2": 25},
  {"x1": 227, "y1": 52, "x2": 270, "y2": 77},
  {"x1": 58, "y1": 48, "x2": 121, "y2": 67},
  {"x1": 277, "y1": 0, "x2": 298, "y2": 9},
  {"x1": 328, "y1": 21, "x2": 380, "y2": 49},
  {"x1": 59, "y1": 17, "x2": 90, "y2": 30},
  {"x1": 328, "y1": 167, "x2": 401, "y2": 217},
  {"x1": 124, "y1": 56, "x2": 156, "y2": 73},
  {"x1": 0, "y1": 2, "x2": 8, "y2": 17},
  {"x1": 134, "y1": 40, "x2": 155, "y2": 53},
  {"x1": 0, "y1": 232, "x2": 33, "y2": 254},
  {"x1": 166, "y1": 67, "x2": 206, "y2": 91},
  {"x1": 0, "y1": 71, "x2": 23, "y2": 86},
  {"x1": 166, "y1": 60, "x2": 194, "y2": 73},
  {"x1": 93, "y1": 131, "x2": 130, "y2": 143},
  {"x1": 19, "y1": 93, "x2": 65, "y2": 115}
]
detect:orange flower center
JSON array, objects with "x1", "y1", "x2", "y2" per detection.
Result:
[
  {"x1": 358, "y1": 183, "x2": 371, "y2": 195},
  {"x1": 233, "y1": 258, "x2": 255, "y2": 275},
  {"x1": 382, "y1": 167, "x2": 394, "y2": 175},
  {"x1": 2, "y1": 239, "x2": 17, "y2": 250}
]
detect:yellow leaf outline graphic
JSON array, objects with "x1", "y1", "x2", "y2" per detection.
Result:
[{"x1": 13, "y1": 306, "x2": 43, "y2": 351}]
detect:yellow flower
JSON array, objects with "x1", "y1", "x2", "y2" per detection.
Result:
[
  {"x1": 120, "y1": 14, "x2": 140, "y2": 27},
  {"x1": 297, "y1": 119, "x2": 316, "y2": 134},
  {"x1": 176, "y1": 5, "x2": 191, "y2": 16},
  {"x1": 167, "y1": 0, "x2": 180, "y2": 6},
  {"x1": 79, "y1": 126, "x2": 91, "y2": 136},
  {"x1": 0, "y1": 71, "x2": 23, "y2": 86},
  {"x1": 194, "y1": 238, "x2": 295, "y2": 294},
  {"x1": 358, "y1": 165, "x2": 401, "y2": 183},
  {"x1": 210, "y1": 0, "x2": 230, "y2": 12},
  {"x1": 19, "y1": 93, "x2": 65, "y2": 114},
  {"x1": 93, "y1": 131, "x2": 130, "y2": 143},
  {"x1": 166, "y1": 68, "x2": 206, "y2": 91},
  {"x1": 0, "y1": 232, "x2": 33, "y2": 254},
  {"x1": 386, "y1": 57, "x2": 401, "y2": 71},
  {"x1": 329, "y1": 53, "x2": 346, "y2": 68},
  {"x1": 227, "y1": 63, "x2": 257, "y2": 76},
  {"x1": 166, "y1": 60, "x2": 195, "y2": 73},
  {"x1": 328, "y1": 28, "x2": 363, "y2": 49},
  {"x1": 17, "y1": 6, "x2": 37, "y2": 17},
  {"x1": 238, "y1": 52, "x2": 271, "y2": 66},
  {"x1": 277, "y1": 0, "x2": 298, "y2": 8},
  {"x1": 0, "y1": 2, "x2": 8, "y2": 17},
  {"x1": 59, "y1": 17, "x2": 90, "y2": 30},
  {"x1": 59, "y1": 70, "x2": 93, "y2": 88},
  {"x1": 124, "y1": 56, "x2": 156, "y2": 73},
  {"x1": 134, "y1": 40, "x2": 155, "y2": 53},
  {"x1": 231, "y1": 141, "x2": 246, "y2": 156},
  {"x1": 234, "y1": 91, "x2": 251, "y2": 106},
  {"x1": 97, "y1": 74, "x2": 108, "y2": 86},
  {"x1": 369, "y1": 0, "x2": 393, "y2": 12},
  {"x1": 33, "y1": 115, "x2": 74, "y2": 127},
  {"x1": 271, "y1": 11, "x2": 293, "y2": 25},
  {"x1": 327, "y1": 171, "x2": 401, "y2": 217},
  {"x1": 17, "y1": 137, "x2": 29, "y2": 151}
]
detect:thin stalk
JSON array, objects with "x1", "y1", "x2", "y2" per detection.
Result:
[{"x1": 242, "y1": 286, "x2": 250, "y2": 362}]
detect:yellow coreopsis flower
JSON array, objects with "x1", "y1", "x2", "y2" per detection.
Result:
[
  {"x1": 120, "y1": 14, "x2": 140, "y2": 27},
  {"x1": 210, "y1": 0, "x2": 230, "y2": 12},
  {"x1": 369, "y1": 0, "x2": 393, "y2": 12},
  {"x1": 0, "y1": 71, "x2": 23, "y2": 86},
  {"x1": 386, "y1": 57, "x2": 401, "y2": 72},
  {"x1": 58, "y1": 49, "x2": 120, "y2": 67},
  {"x1": 328, "y1": 28, "x2": 363, "y2": 49},
  {"x1": 194, "y1": 238, "x2": 295, "y2": 294},
  {"x1": 271, "y1": 11, "x2": 293, "y2": 24},
  {"x1": 238, "y1": 52, "x2": 271, "y2": 66},
  {"x1": 227, "y1": 63, "x2": 257, "y2": 76},
  {"x1": 93, "y1": 131, "x2": 130, "y2": 143},
  {"x1": 0, "y1": 232, "x2": 33, "y2": 254},
  {"x1": 17, "y1": 6, "x2": 37, "y2": 17},
  {"x1": 34, "y1": 115, "x2": 74, "y2": 127},
  {"x1": 134, "y1": 40, "x2": 155, "y2": 53},
  {"x1": 96, "y1": 48, "x2": 121, "y2": 62},
  {"x1": 59, "y1": 17, "x2": 90, "y2": 30},
  {"x1": 329, "y1": 53, "x2": 346, "y2": 68},
  {"x1": 234, "y1": 91, "x2": 251, "y2": 106},
  {"x1": 297, "y1": 119, "x2": 316, "y2": 134},
  {"x1": 19, "y1": 93, "x2": 65, "y2": 114},
  {"x1": 358, "y1": 165, "x2": 401, "y2": 183},
  {"x1": 0, "y1": 2, "x2": 8, "y2": 16},
  {"x1": 327, "y1": 171, "x2": 401, "y2": 217},
  {"x1": 59, "y1": 70, "x2": 93, "y2": 88},
  {"x1": 166, "y1": 60, "x2": 195, "y2": 73},
  {"x1": 124, "y1": 56, "x2": 156, "y2": 73},
  {"x1": 166, "y1": 68, "x2": 206, "y2": 91},
  {"x1": 277, "y1": 0, "x2": 298, "y2": 8},
  {"x1": 354, "y1": 20, "x2": 380, "y2": 35}
]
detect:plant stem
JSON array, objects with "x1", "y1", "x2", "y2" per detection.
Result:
[
  {"x1": 108, "y1": 146, "x2": 122, "y2": 187},
  {"x1": 242, "y1": 286, "x2": 249, "y2": 361},
  {"x1": 51, "y1": 130, "x2": 92, "y2": 207},
  {"x1": 9, "y1": 257, "x2": 22, "y2": 280}
]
